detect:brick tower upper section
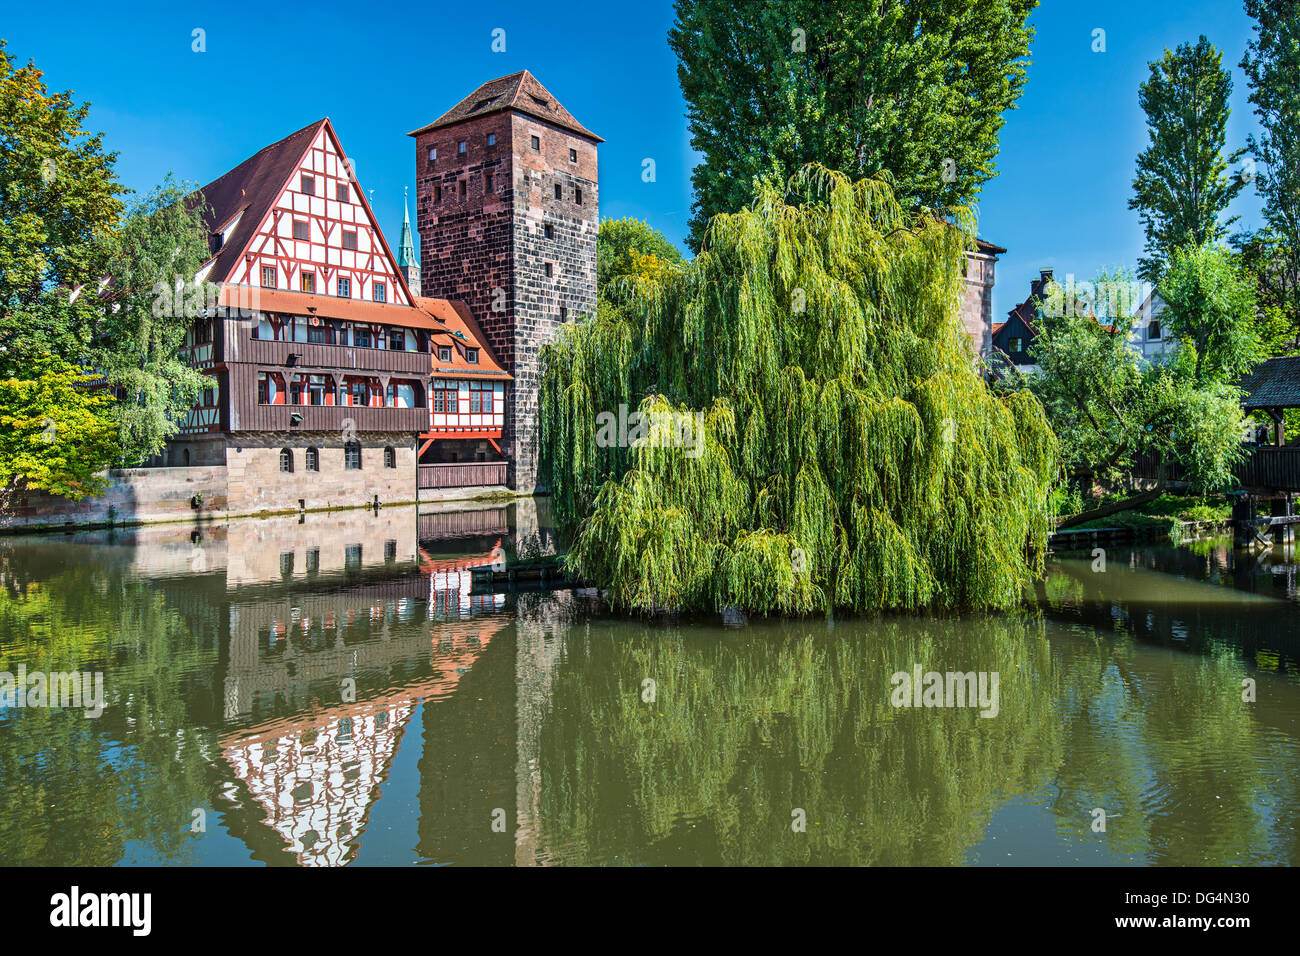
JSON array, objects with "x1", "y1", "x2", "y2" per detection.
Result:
[{"x1": 410, "y1": 70, "x2": 600, "y2": 490}]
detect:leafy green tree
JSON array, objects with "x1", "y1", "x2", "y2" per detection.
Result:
[
  {"x1": 1160, "y1": 242, "x2": 1262, "y2": 383},
  {"x1": 1129, "y1": 37, "x2": 1246, "y2": 282},
  {"x1": 1029, "y1": 259, "x2": 1252, "y2": 529},
  {"x1": 540, "y1": 167, "x2": 1058, "y2": 615},
  {"x1": 0, "y1": 40, "x2": 126, "y2": 374},
  {"x1": 1237, "y1": 0, "x2": 1300, "y2": 351},
  {"x1": 0, "y1": 355, "x2": 119, "y2": 500},
  {"x1": 597, "y1": 217, "x2": 684, "y2": 289},
  {"x1": 91, "y1": 179, "x2": 213, "y2": 465},
  {"x1": 668, "y1": 0, "x2": 1036, "y2": 249}
]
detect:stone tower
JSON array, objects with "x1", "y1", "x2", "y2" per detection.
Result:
[
  {"x1": 396, "y1": 187, "x2": 420, "y2": 296},
  {"x1": 409, "y1": 70, "x2": 601, "y2": 492}
]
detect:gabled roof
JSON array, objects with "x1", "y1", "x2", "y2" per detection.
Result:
[
  {"x1": 191, "y1": 118, "x2": 418, "y2": 306},
  {"x1": 407, "y1": 69, "x2": 602, "y2": 142},
  {"x1": 190, "y1": 119, "x2": 327, "y2": 287},
  {"x1": 418, "y1": 296, "x2": 510, "y2": 380},
  {"x1": 1241, "y1": 356, "x2": 1300, "y2": 410}
]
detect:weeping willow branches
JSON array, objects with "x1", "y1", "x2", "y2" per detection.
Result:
[{"x1": 539, "y1": 165, "x2": 1059, "y2": 615}]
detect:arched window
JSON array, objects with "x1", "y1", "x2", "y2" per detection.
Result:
[
  {"x1": 306, "y1": 447, "x2": 319, "y2": 472},
  {"x1": 279, "y1": 448, "x2": 293, "y2": 473},
  {"x1": 345, "y1": 441, "x2": 362, "y2": 470},
  {"x1": 384, "y1": 446, "x2": 396, "y2": 469}
]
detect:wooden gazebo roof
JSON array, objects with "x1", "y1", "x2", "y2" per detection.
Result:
[{"x1": 1241, "y1": 357, "x2": 1300, "y2": 410}]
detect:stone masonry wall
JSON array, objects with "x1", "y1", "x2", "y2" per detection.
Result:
[
  {"x1": 507, "y1": 112, "x2": 598, "y2": 491},
  {"x1": 414, "y1": 108, "x2": 598, "y2": 492},
  {"x1": 224, "y1": 433, "x2": 417, "y2": 514},
  {"x1": 0, "y1": 466, "x2": 229, "y2": 532},
  {"x1": 960, "y1": 251, "x2": 997, "y2": 357}
]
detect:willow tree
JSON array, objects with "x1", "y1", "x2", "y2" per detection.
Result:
[{"x1": 539, "y1": 166, "x2": 1058, "y2": 616}]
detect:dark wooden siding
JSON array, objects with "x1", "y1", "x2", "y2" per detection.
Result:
[
  {"x1": 418, "y1": 462, "x2": 508, "y2": 489},
  {"x1": 223, "y1": 320, "x2": 431, "y2": 376}
]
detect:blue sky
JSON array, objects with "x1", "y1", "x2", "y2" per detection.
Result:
[{"x1": 2, "y1": 0, "x2": 1267, "y2": 319}]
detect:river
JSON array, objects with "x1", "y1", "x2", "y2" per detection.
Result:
[{"x1": 0, "y1": 500, "x2": 1296, "y2": 866}]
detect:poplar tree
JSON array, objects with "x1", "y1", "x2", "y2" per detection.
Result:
[
  {"x1": 1129, "y1": 37, "x2": 1246, "y2": 282},
  {"x1": 668, "y1": 0, "x2": 1037, "y2": 250},
  {"x1": 539, "y1": 167, "x2": 1058, "y2": 616},
  {"x1": 1238, "y1": 0, "x2": 1300, "y2": 349}
]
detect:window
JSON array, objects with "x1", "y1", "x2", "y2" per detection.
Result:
[
  {"x1": 544, "y1": 223, "x2": 554, "y2": 239},
  {"x1": 1148, "y1": 321, "x2": 1162, "y2": 341},
  {"x1": 560, "y1": 306, "x2": 568, "y2": 321},
  {"x1": 341, "y1": 229, "x2": 357, "y2": 250},
  {"x1": 307, "y1": 322, "x2": 329, "y2": 344},
  {"x1": 459, "y1": 179, "x2": 466, "y2": 198},
  {"x1": 427, "y1": 146, "x2": 437, "y2": 165},
  {"x1": 485, "y1": 172, "x2": 493, "y2": 192},
  {"x1": 487, "y1": 133, "x2": 496, "y2": 147},
  {"x1": 384, "y1": 446, "x2": 396, "y2": 469},
  {"x1": 293, "y1": 219, "x2": 309, "y2": 241},
  {"x1": 1009, "y1": 337, "x2": 1023, "y2": 353},
  {"x1": 261, "y1": 265, "x2": 276, "y2": 288},
  {"x1": 337, "y1": 277, "x2": 350, "y2": 298},
  {"x1": 388, "y1": 328, "x2": 405, "y2": 350},
  {"x1": 279, "y1": 448, "x2": 293, "y2": 473},
  {"x1": 354, "y1": 327, "x2": 372, "y2": 349},
  {"x1": 305, "y1": 548, "x2": 320, "y2": 574},
  {"x1": 530, "y1": 135, "x2": 540, "y2": 151},
  {"x1": 388, "y1": 381, "x2": 417, "y2": 408},
  {"x1": 434, "y1": 185, "x2": 442, "y2": 203},
  {"x1": 372, "y1": 281, "x2": 386, "y2": 303},
  {"x1": 575, "y1": 187, "x2": 583, "y2": 205},
  {"x1": 457, "y1": 140, "x2": 467, "y2": 157},
  {"x1": 470, "y1": 389, "x2": 481, "y2": 414},
  {"x1": 301, "y1": 271, "x2": 315, "y2": 294},
  {"x1": 336, "y1": 183, "x2": 349, "y2": 203},
  {"x1": 280, "y1": 552, "x2": 294, "y2": 577},
  {"x1": 301, "y1": 175, "x2": 315, "y2": 195},
  {"x1": 306, "y1": 447, "x2": 319, "y2": 471},
  {"x1": 438, "y1": 345, "x2": 451, "y2": 363},
  {"x1": 385, "y1": 540, "x2": 397, "y2": 564},
  {"x1": 306, "y1": 373, "x2": 329, "y2": 405},
  {"x1": 345, "y1": 544, "x2": 362, "y2": 569},
  {"x1": 257, "y1": 371, "x2": 280, "y2": 405},
  {"x1": 344, "y1": 442, "x2": 362, "y2": 470},
  {"x1": 466, "y1": 348, "x2": 479, "y2": 364},
  {"x1": 554, "y1": 183, "x2": 562, "y2": 200},
  {"x1": 544, "y1": 263, "x2": 553, "y2": 277},
  {"x1": 570, "y1": 148, "x2": 577, "y2": 163}
]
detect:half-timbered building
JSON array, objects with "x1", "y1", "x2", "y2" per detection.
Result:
[{"x1": 168, "y1": 118, "x2": 508, "y2": 512}]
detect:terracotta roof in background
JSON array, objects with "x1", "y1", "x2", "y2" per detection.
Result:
[
  {"x1": 407, "y1": 69, "x2": 603, "y2": 142},
  {"x1": 416, "y1": 296, "x2": 510, "y2": 380},
  {"x1": 190, "y1": 119, "x2": 327, "y2": 285}
]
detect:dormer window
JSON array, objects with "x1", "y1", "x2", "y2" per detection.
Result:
[
  {"x1": 301, "y1": 175, "x2": 315, "y2": 195},
  {"x1": 438, "y1": 346, "x2": 451, "y2": 363},
  {"x1": 466, "y1": 348, "x2": 479, "y2": 364}
]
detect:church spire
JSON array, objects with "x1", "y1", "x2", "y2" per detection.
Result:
[{"x1": 397, "y1": 186, "x2": 420, "y2": 295}]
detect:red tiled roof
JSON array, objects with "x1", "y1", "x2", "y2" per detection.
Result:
[{"x1": 407, "y1": 70, "x2": 602, "y2": 142}]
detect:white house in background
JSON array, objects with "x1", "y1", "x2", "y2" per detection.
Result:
[{"x1": 1129, "y1": 288, "x2": 1176, "y2": 362}]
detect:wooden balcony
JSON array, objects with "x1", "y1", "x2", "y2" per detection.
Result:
[
  {"x1": 418, "y1": 462, "x2": 508, "y2": 489},
  {"x1": 233, "y1": 402, "x2": 428, "y2": 433},
  {"x1": 223, "y1": 322, "x2": 431, "y2": 376}
]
